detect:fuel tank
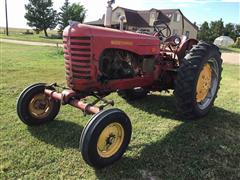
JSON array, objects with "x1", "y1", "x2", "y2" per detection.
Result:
[{"x1": 63, "y1": 23, "x2": 160, "y2": 90}]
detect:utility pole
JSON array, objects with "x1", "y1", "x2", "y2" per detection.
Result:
[{"x1": 5, "y1": 0, "x2": 9, "y2": 36}]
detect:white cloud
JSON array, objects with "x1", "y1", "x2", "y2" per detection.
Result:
[
  {"x1": 222, "y1": 0, "x2": 240, "y2": 2},
  {"x1": 0, "y1": 0, "x2": 239, "y2": 28},
  {"x1": 178, "y1": 3, "x2": 192, "y2": 7},
  {"x1": 80, "y1": 0, "x2": 147, "y2": 22},
  {"x1": 78, "y1": 0, "x2": 106, "y2": 22},
  {"x1": 0, "y1": 0, "x2": 29, "y2": 28},
  {"x1": 170, "y1": 0, "x2": 208, "y2": 3}
]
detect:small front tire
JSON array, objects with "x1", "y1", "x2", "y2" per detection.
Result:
[
  {"x1": 80, "y1": 108, "x2": 132, "y2": 168},
  {"x1": 17, "y1": 83, "x2": 61, "y2": 126}
]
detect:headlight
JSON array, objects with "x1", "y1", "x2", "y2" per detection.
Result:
[{"x1": 174, "y1": 37, "x2": 181, "y2": 45}]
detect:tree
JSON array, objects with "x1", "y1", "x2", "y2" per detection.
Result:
[
  {"x1": 235, "y1": 24, "x2": 240, "y2": 38},
  {"x1": 224, "y1": 23, "x2": 236, "y2": 40},
  {"x1": 198, "y1": 19, "x2": 240, "y2": 43},
  {"x1": 58, "y1": 0, "x2": 86, "y2": 33},
  {"x1": 25, "y1": 0, "x2": 58, "y2": 37},
  {"x1": 209, "y1": 18, "x2": 224, "y2": 42},
  {"x1": 197, "y1": 21, "x2": 211, "y2": 43},
  {"x1": 58, "y1": 0, "x2": 70, "y2": 33}
]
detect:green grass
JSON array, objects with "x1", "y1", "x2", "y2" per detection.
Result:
[
  {"x1": 0, "y1": 27, "x2": 62, "y2": 44},
  {"x1": 0, "y1": 42, "x2": 240, "y2": 179},
  {"x1": 220, "y1": 47, "x2": 240, "y2": 53}
]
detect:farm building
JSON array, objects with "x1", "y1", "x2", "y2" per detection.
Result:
[{"x1": 86, "y1": 7, "x2": 198, "y2": 38}]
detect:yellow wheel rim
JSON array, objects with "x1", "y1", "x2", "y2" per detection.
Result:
[
  {"x1": 196, "y1": 63, "x2": 212, "y2": 102},
  {"x1": 97, "y1": 122, "x2": 124, "y2": 158},
  {"x1": 28, "y1": 93, "x2": 53, "y2": 119}
]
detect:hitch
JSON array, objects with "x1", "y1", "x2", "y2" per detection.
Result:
[{"x1": 44, "y1": 86, "x2": 114, "y2": 115}]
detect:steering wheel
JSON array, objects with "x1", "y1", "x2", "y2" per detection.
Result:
[{"x1": 153, "y1": 21, "x2": 171, "y2": 38}]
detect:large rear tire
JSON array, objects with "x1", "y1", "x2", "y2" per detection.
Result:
[
  {"x1": 80, "y1": 108, "x2": 132, "y2": 168},
  {"x1": 174, "y1": 41, "x2": 222, "y2": 119},
  {"x1": 17, "y1": 83, "x2": 61, "y2": 126}
]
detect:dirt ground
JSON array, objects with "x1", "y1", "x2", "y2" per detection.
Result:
[
  {"x1": 1, "y1": 39, "x2": 239, "y2": 65},
  {"x1": 221, "y1": 52, "x2": 240, "y2": 65},
  {"x1": 1, "y1": 38, "x2": 61, "y2": 47}
]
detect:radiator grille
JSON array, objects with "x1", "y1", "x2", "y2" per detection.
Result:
[{"x1": 63, "y1": 36, "x2": 92, "y2": 86}]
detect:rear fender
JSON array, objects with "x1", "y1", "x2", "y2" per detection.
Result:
[{"x1": 177, "y1": 39, "x2": 198, "y2": 60}]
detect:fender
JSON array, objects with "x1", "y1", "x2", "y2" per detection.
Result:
[{"x1": 177, "y1": 38, "x2": 198, "y2": 60}]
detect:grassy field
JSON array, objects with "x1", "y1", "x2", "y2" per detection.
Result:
[
  {"x1": 0, "y1": 27, "x2": 62, "y2": 44},
  {"x1": 1, "y1": 27, "x2": 240, "y2": 54},
  {"x1": 0, "y1": 42, "x2": 240, "y2": 179},
  {"x1": 220, "y1": 47, "x2": 240, "y2": 53}
]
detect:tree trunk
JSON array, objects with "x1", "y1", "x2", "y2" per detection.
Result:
[{"x1": 43, "y1": 29, "x2": 48, "y2": 37}]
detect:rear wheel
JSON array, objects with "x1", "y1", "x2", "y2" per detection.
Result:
[
  {"x1": 17, "y1": 83, "x2": 61, "y2": 126},
  {"x1": 118, "y1": 88, "x2": 148, "y2": 101},
  {"x1": 174, "y1": 41, "x2": 222, "y2": 119},
  {"x1": 80, "y1": 108, "x2": 132, "y2": 168}
]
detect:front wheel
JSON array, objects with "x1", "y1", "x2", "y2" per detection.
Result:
[
  {"x1": 174, "y1": 41, "x2": 222, "y2": 119},
  {"x1": 80, "y1": 108, "x2": 132, "y2": 168},
  {"x1": 17, "y1": 83, "x2": 61, "y2": 126}
]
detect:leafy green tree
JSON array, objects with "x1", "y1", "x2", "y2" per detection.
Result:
[
  {"x1": 58, "y1": 0, "x2": 86, "y2": 33},
  {"x1": 198, "y1": 19, "x2": 240, "y2": 43},
  {"x1": 58, "y1": 0, "x2": 70, "y2": 33},
  {"x1": 25, "y1": 0, "x2": 58, "y2": 37},
  {"x1": 235, "y1": 24, "x2": 240, "y2": 38},
  {"x1": 197, "y1": 21, "x2": 211, "y2": 43},
  {"x1": 209, "y1": 18, "x2": 224, "y2": 42},
  {"x1": 224, "y1": 23, "x2": 236, "y2": 40}
]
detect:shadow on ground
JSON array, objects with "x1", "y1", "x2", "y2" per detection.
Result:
[
  {"x1": 127, "y1": 94, "x2": 181, "y2": 120},
  {"x1": 27, "y1": 95, "x2": 240, "y2": 179},
  {"x1": 95, "y1": 95, "x2": 240, "y2": 179},
  {"x1": 28, "y1": 120, "x2": 84, "y2": 149}
]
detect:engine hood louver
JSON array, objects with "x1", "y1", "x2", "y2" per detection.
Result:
[{"x1": 63, "y1": 36, "x2": 92, "y2": 88}]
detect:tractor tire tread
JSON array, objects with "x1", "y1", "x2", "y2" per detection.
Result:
[{"x1": 174, "y1": 41, "x2": 222, "y2": 119}]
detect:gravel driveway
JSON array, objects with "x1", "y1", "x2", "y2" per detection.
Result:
[
  {"x1": 1, "y1": 39, "x2": 239, "y2": 65},
  {"x1": 221, "y1": 52, "x2": 240, "y2": 65},
  {"x1": 0, "y1": 38, "x2": 62, "y2": 47}
]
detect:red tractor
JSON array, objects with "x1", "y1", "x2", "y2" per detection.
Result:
[{"x1": 17, "y1": 22, "x2": 222, "y2": 168}]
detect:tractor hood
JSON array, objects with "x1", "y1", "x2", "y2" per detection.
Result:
[
  {"x1": 63, "y1": 23, "x2": 159, "y2": 42},
  {"x1": 63, "y1": 23, "x2": 160, "y2": 57}
]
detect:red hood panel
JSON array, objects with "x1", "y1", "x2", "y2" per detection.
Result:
[{"x1": 63, "y1": 23, "x2": 160, "y2": 46}]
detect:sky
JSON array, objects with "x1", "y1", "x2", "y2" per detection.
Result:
[{"x1": 0, "y1": 0, "x2": 239, "y2": 28}]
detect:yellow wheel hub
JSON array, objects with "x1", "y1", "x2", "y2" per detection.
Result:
[
  {"x1": 97, "y1": 122, "x2": 124, "y2": 158},
  {"x1": 196, "y1": 63, "x2": 212, "y2": 102},
  {"x1": 28, "y1": 93, "x2": 52, "y2": 119}
]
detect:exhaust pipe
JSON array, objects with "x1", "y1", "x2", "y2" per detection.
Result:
[{"x1": 104, "y1": 0, "x2": 115, "y2": 27}]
